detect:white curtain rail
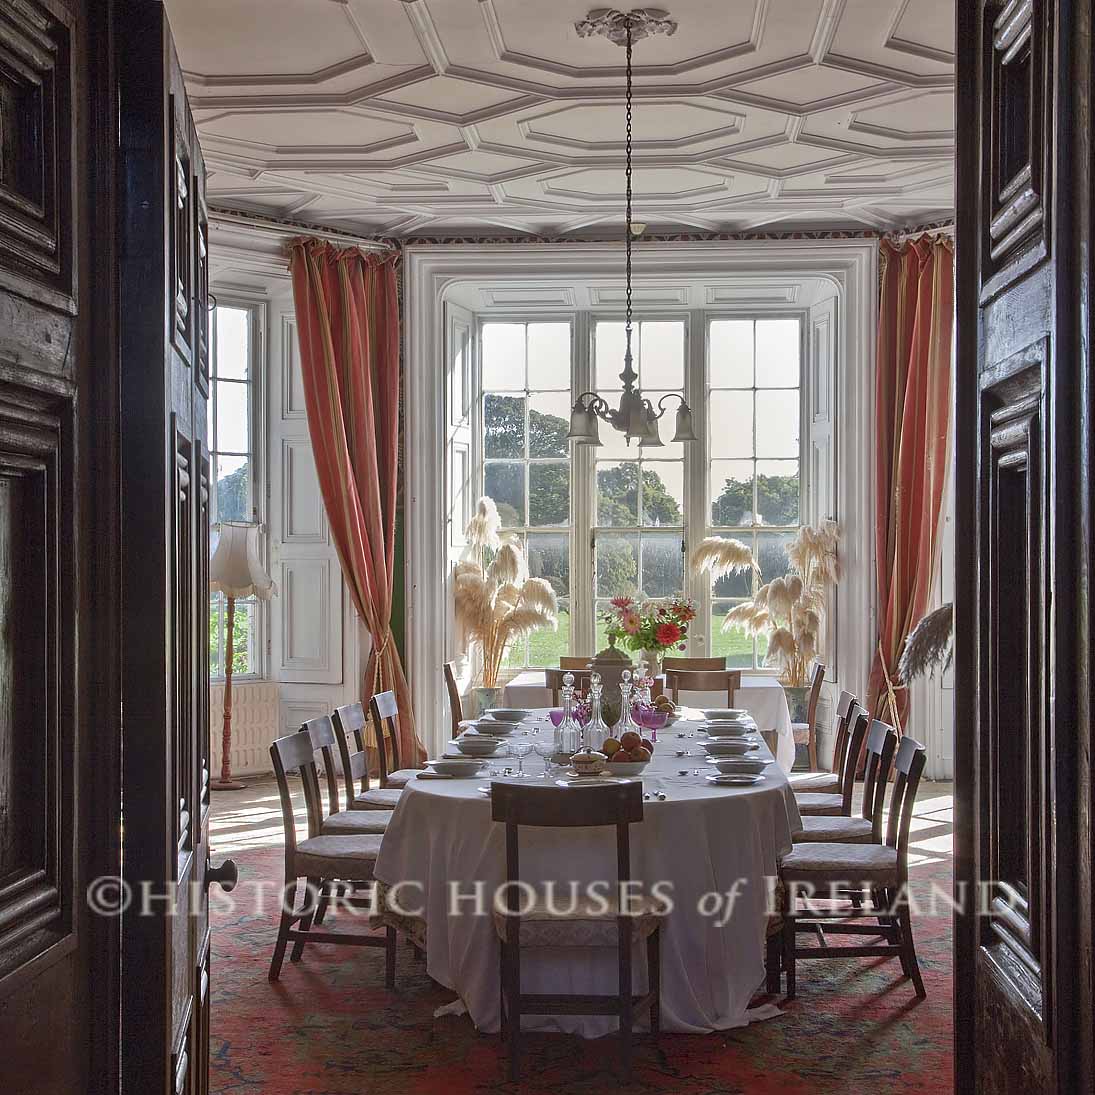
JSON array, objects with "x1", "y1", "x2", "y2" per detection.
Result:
[{"x1": 208, "y1": 206, "x2": 397, "y2": 253}]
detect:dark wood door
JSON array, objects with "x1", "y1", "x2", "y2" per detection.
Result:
[
  {"x1": 955, "y1": 2, "x2": 1093, "y2": 1092},
  {"x1": 0, "y1": 0, "x2": 122, "y2": 1091},
  {"x1": 117, "y1": 2, "x2": 226, "y2": 1093}
]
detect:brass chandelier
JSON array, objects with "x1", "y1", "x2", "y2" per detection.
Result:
[{"x1": 568, "y1": 8, "x2": 697, "y2": 449}]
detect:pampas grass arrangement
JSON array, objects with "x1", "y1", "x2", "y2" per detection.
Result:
[
  {"x1": 709, "y1": 521, "x2": 842, "y2": 687},
  {"x1": 692, "y1": 536, "x2": 759, "y2": 579},
  {"x1": 898, "y1": 602, "x2": 953, "y2": 682},
  {"x1": 453, "y1": 496, "x2": 558, "y2": 689}
]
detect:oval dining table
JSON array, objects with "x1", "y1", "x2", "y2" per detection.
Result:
[{"x1": 373, "y1": 711, "x2": 803, "y2": 1038}]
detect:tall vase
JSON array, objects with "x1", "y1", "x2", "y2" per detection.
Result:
[
  {"x1": 783, "y1": 685, "x2": 811, "y2": 725},
  {"x1": 472, "y1": 685, "x2": 502, "y2": 717},
  {"x1": 643, "y1": 649, "x2": 664, "y2": 681}
]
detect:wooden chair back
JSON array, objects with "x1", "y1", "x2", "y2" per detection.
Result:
[
  {"x1": 860, "y1": 719, "x2": 899, "y2": 840},
  {"x1": 443, "y1": 661, "x2": 463, "y2": 737},
  {"x1": 269, "y1": 731, "x2": 324, "y2": 860},
  {"x1": 559, "y1": 656, "x2": 592, "y2": 670},
  {"x1": 369, "y1": 690, "x2": 402, "y2": 787},
  {"x1": 886, "y1": 736, "x2": 927, "y2": 879},
  {"x1": 333, "y1": 701, "x2": 373, "y2": 806},
  {"x1": 802, "y1": 662, "x2": 826, "y2": 768},
  {"x1": 828, "y1": 690, "x2": 858, "y2": 776},
  {"x1": 836, "y1": 710, "x2": 871, "y2": 814},
  {"x1": 665, "y1": 668, "x2": 742, "y2": 705},
  {"x1": 491, "y1": 782, "x2": 644, "y2": 912},
  {"x1": 662, "y1": 656, "x2": 727, "y2": 671},
  {"x1": 545, "y1": 667, "x2": 593, "y2": 705},
  {"x1": 302, "y1": 714, "x2": 344, "y2": 818}
]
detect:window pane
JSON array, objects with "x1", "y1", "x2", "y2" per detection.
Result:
[
  {"x1": 215, "y1": 380, "x2": 250, "y2": 453},
  {"x1": 595, "y1": 321, "x2": 627, "y2": 390},
  {"x1": 710, "y1": 459, "x2": 755, "y2": 526},
  {"x1": 756, "y1": 460, "x2": 800, "y2": 525},
  {"x1": 526, "y1": 533, "x2": 570, "y2": 598},
  {"x1": 595, "y1": 418, "x2": 637, "y2": 461},
  {"x1": 529, "y1": 463, "x2": 569, "y2": 526},
  {"x1": 709, "y1": 391, "x2": 753, "y2": 458},
  {"x1": 756, "y1": 390, "x2": 799, "y2": 457},
  {"x1": 482, "y1": 323, "x2": 525, "y2": 390},
  {"x1": 640, "y1": 321, "x2": 685, "y2": 389},
  {"x1": 529, "y1": 599, "x2": 569, "y2": 666},
  {"x1": 640, "y1": 533, "x2": 684, "y2": 598},
  {"x1": 484, "y1": 462, "x2": 525, "y2": 527},
  {"x1": 712, "y1": 558, "x2": 753, "y2": 598},
  {"x1": 757, "y1": 531, "x2": 796, "y2": 585},
  {"x1": 641, "y1": 462, "x2": 684, "y2": 526},
  {"x1": 755, "y1": 319, "x2": 800, "y2": 388},
  {"x1": 484, "y1": 394, "x2": 525, "y2": 457},
  {"x1": 217, "y1": 455, "x2": 250, "y2": 521},
  {"x1": 597, "y1": 461, "x2": 639, "y2": 526},
  {"x1": 209, "y1": 595, "x2": 225, "y2": 677},
  {"x1": 228, "y1": 600, "x2": 255, "y2": 676},
  {"x1": 643, "y1": 391, "x2": 684, "y2": 459},
  {"x1": 528, "y1": 392, "x2": 570, "y2": 457},
  {"x1": 595, "y1": 533, "x2": 639, "y2": 598},
  {"x1": 709, "y1": 320, "x2": 753, "y2": 387},
  {"x1": 711, "y1": 602, "x2": 755, "y2": 668},
  {"x1": 214, "y1": 307, "x2": 250, "y2": 379},
  {"x1": 526, "y1": 323, "x2": 571, "y2": 390}
]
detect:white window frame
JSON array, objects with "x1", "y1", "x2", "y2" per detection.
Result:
[{"x1": 209, "y1": 296, "x2": 267, "y2": 681}]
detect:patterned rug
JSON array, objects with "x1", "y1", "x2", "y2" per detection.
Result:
[{"x1": 210, "y1": 794, "x2": 954, "y2": 1095}]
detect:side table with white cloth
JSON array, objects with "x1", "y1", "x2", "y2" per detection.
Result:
[
  {"x1": 502, "y1": 672, "x2": 797, "y2": 772},
  {"x1": 373, "y1": 711, "x2": 802, "y2": 1038}
]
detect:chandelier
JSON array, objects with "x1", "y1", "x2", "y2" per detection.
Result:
[{"x1": 567, "y1": 8, "x2": 697, "y2": 449}]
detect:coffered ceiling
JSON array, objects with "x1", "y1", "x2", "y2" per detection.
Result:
[{"x1": 166, "y1": 0, "x2": 954, "y2": 237}]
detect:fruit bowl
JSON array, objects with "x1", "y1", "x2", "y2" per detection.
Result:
[{"x1": 603, "y1": 759, "x2": 650, "y2": 776}]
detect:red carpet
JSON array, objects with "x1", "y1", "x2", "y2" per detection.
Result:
[{"x1": 209, "y1": 833, "x2": 953, "y2": 1094}]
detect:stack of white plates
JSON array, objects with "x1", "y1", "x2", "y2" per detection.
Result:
[
  {"x1": 483, "y1": 708, "x2": 528, "y2": 723},
  {"x1": 452, "y1": 735, "x2": 505, "y2": 757},
  {"x1": 703, "y1": 719, "x2": 754, "y2": 738},
  {"x1": 701, "y1": 738, "x2": 759, "y2": 756},
  {"x1": 701, "y1": 708, "x2": 749, "y2": 721},
  {"x1": 706, "y1": 772, "x2": 764, "y2": 786},
  {"x1": 709, "y1": 756, "x2": 768, "y2": 777},
  {"x1": 459, "y1": 718, "x2": 516, "y2": 736},
  {"x1": 425, "y1": 757, "x2": 487, "y2": 777}
]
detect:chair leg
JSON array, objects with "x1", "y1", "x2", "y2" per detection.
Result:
[
  {"x1": 782, "y1": 911, "x2": 796, "y2": 999},
  {"x1": 314, "y1": 880, "x2": 333, "y2": 926},
  {"x1": 290, "y1": 876, "x2": 320, "y2": 962},
  {"x1": 385, "y1": 925, "x2": 396, "y2": 989},
  {"x1": 503, "y1": 939, "x2": 520, "y2": 1083},
  {"x1": 765, "y1": 930, "x2": 782, "y2": 994},
  {"x1": 808, "y1": 729, "x2": 818, "y2": 771},
  {"x1": 498, "y1": 943, "x2": 507, "y2": 1041},
  {"x1": 646, "y1": 929, "x2": 661, "y2": 1038},
  {"x1": 897, "y1": 903, "x2": 926, "y2": 998},
  {"x1": 268, "y1": 880, "x2": 297, "y2": 982},
  {"x1": 618, "y1": 929, "x2": 633, "y2": 1082}
]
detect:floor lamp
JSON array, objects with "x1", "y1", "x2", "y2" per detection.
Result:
[{"x1": 209, "y1": 521, "x2": 275, "y2": 791}]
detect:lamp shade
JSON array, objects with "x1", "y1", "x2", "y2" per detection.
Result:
[
  {"x1": 567, "y1": 402, "x2": 600, "y2": 445},
  {"x1": 671, "y1": 403, "x2": 699, "y2": 443},
  {"x1": 209, "y1": 522, "x2": 275, "y2": 600},
  {"x1": 637, "y1": 408, "x2": 664, "y2": 448}
]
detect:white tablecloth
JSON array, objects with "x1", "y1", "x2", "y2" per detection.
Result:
[
  {"x1": 502, "y1": 672, "x2": 797, "y2": 772},
  {"x1": 373, "y1": 713, "x2": 801, "y2": 1038}
]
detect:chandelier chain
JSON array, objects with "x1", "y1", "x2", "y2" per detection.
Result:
[{"x1": 625, "y1": 17, "x2": 634, "y2": 344}]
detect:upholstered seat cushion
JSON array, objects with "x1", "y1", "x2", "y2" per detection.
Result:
[
  {"x1": 352, "y1": 787, "x2": 404, "y2": 810},
  {"x1": 383, "y1": 768, "x2": 420, "y2": 790},
  {"x1": 792, "y1": 721, "x2": 811, "y2": 745},
  {"x1": 780, "y1": 842, "x2": 899, "y2": 885},
  {"x1": 321, "y1": 810, "x2": 390, "y2": 835},
  {"x1": 792, "y1": 815, "x2": 873, "y2": 844},
  {"x1": 492, "y1": 894, "x2": 663, "y2": 947},
  {"x1": 788, "y1": 771, "x2": 840, "y2": 793},
  {"x1": 293, "y1": 833, "x2": 384, "y2": 879},
  {"x1": 794, "y1": 792, "x2": 844, "y2": 816}
]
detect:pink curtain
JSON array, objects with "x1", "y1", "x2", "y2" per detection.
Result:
[
  {"x1": 288, "y1": 239, "x2": 423, "y2": 764},
  {"x1": 867, "y1": 236, "x2": 954, "y2": 732}
]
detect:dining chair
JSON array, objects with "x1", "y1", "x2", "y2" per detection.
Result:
[
  {"x1": 792, "y1": 662, "x2": 826, "y2": 770},
  {"x1": 791, "y1": 719, "x2": 897, "y2": 842},
  {"x1": 303, "y1": 716, "x2": 390, "y2": 836},
  {"x1": 559, "y1": 656, "x2": 592, "y2": 670},
  {"x1": 664, "y1": 668, "x2": 742, "y2": 705},
  {"x1": 492, "y1": 781, "x2": 662, "y2": 1082},
  {"x1": 369, "y1": 690, "x2": 420, "y2": 790},
  {"x1": 267, "y1": 730, "x2": 396, "y2": 985},
  {"x1": 545, "y1": 667, "x2": 593, "y2": 705},
  {"x1": 661, "y1": 655, "x2": 727, "y2": 671},
  {"x1": 794, "y1": 708, "x2": 870, "y2": 816},
  {"x1": 332, "y1": 702, "x2": 403, "y2": 810},
  {"x1": 779, "y1": 736, "x2": 929, "y2": 999},
  {"x1": 443, "y1": 661, "x2": 464, "y2": 738},
  {"x1": 787, "y1": 689, "x2": 857, "y2": 793}
]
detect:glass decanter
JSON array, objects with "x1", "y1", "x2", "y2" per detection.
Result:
[
  {"x1": 582, "y1": 673, "x2": 611, "y2": 752},
  {"x1": 613, "y1": 670, "x2": 640, "y2": 738},
  {"x1": 554, "y1": 672, "x2": 582, "y2": 761}
]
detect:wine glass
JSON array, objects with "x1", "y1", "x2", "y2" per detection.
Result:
[
  {"x1": 510, "y1": 740, "x2": 534, "y2": 778},
  {"x1": 533, "y1": 740, "x2": 556, "y2": 778}
]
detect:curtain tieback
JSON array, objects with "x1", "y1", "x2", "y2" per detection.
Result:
[
  {"x1": 373, "y1": 630, "x2": 394, "y2": 694},
  {"x1": 878, "y1": 640, "x2": 907, "y2": 733}
]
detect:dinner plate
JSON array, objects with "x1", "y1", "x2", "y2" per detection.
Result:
[
  {"x1": 705, "y1": 773, "x2": 764, "y2": 786},
  {"x1": 554, "y1": 776, "x2": 633, "y2": 788},
  {"x1": 427, "y1": 758, "x2": 487, "y2": 777},
  {"x1": 700, "y1": 739, "x2": 759, "y2": 755}
]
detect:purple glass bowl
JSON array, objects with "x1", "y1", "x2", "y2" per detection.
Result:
[
  {"x1": 638, "y1": 709, "x2": 668, "y2": 731},
  {"x1": 548, "y1": 709, "x2": 565, "y2": 727}
]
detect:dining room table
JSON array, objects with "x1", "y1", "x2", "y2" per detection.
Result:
[
  {"x1": 501, "y1": 671, "x2": 798, "y2": 772},
  {"x1": 372, "y1": 709, "x2": 803, "y2": 1038}
]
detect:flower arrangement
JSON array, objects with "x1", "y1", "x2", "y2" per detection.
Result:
[
  {"x1": 453, "y1": 497, "x2": 558, "y2": 689},
  {"x1": 600, "y1": 595, "x2": 696, "y2": 655},
  {"x1": 693, "y1": 523, "x2": 842, "y2": 687}
]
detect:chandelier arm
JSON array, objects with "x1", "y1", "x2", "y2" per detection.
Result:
[{"x1": 653, "y1": 391, "x2": 688, "y2": 420}]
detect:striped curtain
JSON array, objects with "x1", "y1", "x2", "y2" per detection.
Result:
[
  {"x1": 867, "y1": 236, "x2": 954, "y2": 732},
  {"x1": 288, "y1": 239, "x2": 423, "y2": 764}
]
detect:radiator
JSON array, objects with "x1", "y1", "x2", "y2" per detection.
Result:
[{"x1": 209, "y1": 680, "x2": 281, "y2": 777}]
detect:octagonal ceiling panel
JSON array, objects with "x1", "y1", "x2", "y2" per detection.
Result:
[{"x1": 167, "y1": 0, "x2": 955, "y2": 237}]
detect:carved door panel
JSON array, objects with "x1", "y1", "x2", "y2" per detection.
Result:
[
  {"x1": 117, "y1": 3, "x2": 227, "y2": 1093},
  {"x1": 955, "y1": 2, "x2": 1093, "y2": 1092}
]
